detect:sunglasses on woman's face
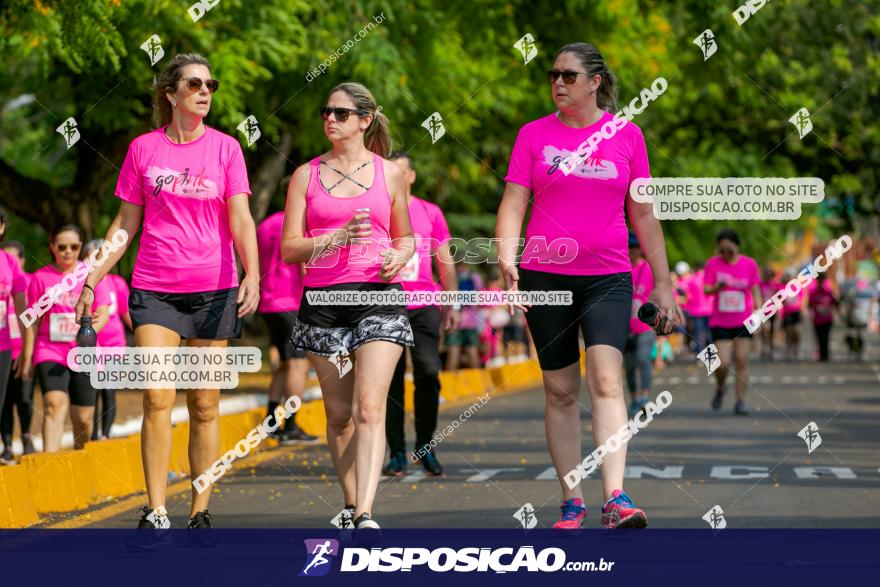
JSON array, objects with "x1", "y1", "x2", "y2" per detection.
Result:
[
  {"x1": 547, "y1": 69, "x2": 589, "y2": 85},
  {"x1": 56, "y1": 243, "x2": 82, "y2": 253},
  {"x1": 720, "y1": 247, "x2": 736, "y2": 255},
  {"x1": 320, "y1": 106, "x2": 368, "y2": 122},
  {"x1": 183, "y1": 77, "x2": 220, "y2": 93}
]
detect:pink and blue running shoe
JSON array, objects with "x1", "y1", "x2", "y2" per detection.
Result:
[
  {"x1": 601, "y1": 489, "x2": 648, "y2": 529},
  {"x1": 553, "y1": 497, "x2": 587, "y2": 531}
]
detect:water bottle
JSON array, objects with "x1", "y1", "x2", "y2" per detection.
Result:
[
  {"x1": 76, "y1": 314, "x2": 97, "y2": 347},
  {"x1": 637, "y1": 301, "x2": 667, "y2": 335},
  {"x1": 353, "y1": 207, "x2": 371, "y2": 244}
]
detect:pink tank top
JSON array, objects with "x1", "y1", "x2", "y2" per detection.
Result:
[{"x1": 303, "y1": 154, "x2": 399, "y2": 287}]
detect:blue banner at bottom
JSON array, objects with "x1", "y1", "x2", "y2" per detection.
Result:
[{"x1": 1, "y1": 529, "x2": 877, "y2": 585}]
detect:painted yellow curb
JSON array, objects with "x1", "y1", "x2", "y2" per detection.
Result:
[{"x1": 0, "y1": 465, "x2": 40, "y2": 528}]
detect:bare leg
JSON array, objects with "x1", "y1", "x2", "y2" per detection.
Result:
[
  {"x1": 136, "y1": 324, "x2": 181, "y2": 511},
  {"x1": 585, "y1": 345, "x2": 628, "y2": 501},
  {"x1": 185, "y1": 336, "x2": 226, "y2": 517},
  {"x1": 542, "y1": 361, "x2": 583, "y2": 501},
  {"x1": 352, "y1": 341, "x2": 403, "y2": 518},
  {"x1": 69, "y1": 405, "x2": 94, "y2": 450},
  {"x1": 310, "y1": 353, "x2": 356, "y2": 506},
  {"x1": 41, "y1": 391, "x2": 68, "y2": 453}
]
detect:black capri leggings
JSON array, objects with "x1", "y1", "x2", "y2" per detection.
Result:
[
  {"x1": 1, "y1": 372, "x2": 35, "y2": 444},
  {"x1": 519, "y1": 268, "x2": 632, "y2": 370},
  {"x1": 36, "y1": 362, "x2": 97, "y2": 407}
]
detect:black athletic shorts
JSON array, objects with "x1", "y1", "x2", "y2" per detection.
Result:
[
  {"x1": 519, "y1": 268, "x2": 632, "y2": 370},
  {"x1": 782, "y1": 312, "x2": 802, "y2": 327},
  {"x1": 710, "y1": 325, "x2": 753, "y2": 341},
  {"x1": 37, "y1": 362, "x2": 97, "y2": 407},
  {"x1": 291, "y1": 282, "x2": 414, "y2": 357},
  {"x1": 261, "y1": 311, "x2": 306, "y2": 360},
  {"x1": 129, "y1": 287, "x2": 241, "y2": 340}
]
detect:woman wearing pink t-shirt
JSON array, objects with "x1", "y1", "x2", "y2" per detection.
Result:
[
  {"x1": 780, "y1": 269, "x2": 806, "y2": 361},
  {"x1": 282, "y1": 82, "x2": 414, "y2": 533},
  {"x1": 25, "y1": 225, "x2": 111, "y2": 451},
  {"x1": 0, "y1": 240, "x2": 35, "y2": 462},
  {"x1": 808, "y1": 273, "x2": 837, "y2": 361},
  {"x1": 704, "y1": 229, "x2": 761, "y2": 415},
  {"x1": 75, "y1": 54, "x2": 260, "y2": 538},
  {"x1": 496, "y1": 43, "x2": 681, "y2": 530}
]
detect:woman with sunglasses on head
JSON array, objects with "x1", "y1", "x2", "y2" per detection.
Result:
[
  {"x1": 25, "y1": 225, "x2": 111, "y2": 452},
  {"x1": 74, "y1": 53, "x2": 260, "y2": 542},
  {"x1": 496, "y1": 43, "x2": 681, "y2": 530},
  {"x1": 282, "y1": 82, "x2": 414, "y2": 534},
  {"x1": 704, "y1": 229, "x2": 761, "y2": 415}
]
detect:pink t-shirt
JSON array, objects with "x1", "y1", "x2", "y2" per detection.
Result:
[
  {"x1": 399, "y1": 197, "x2": 452, "y2": 310},
  {"x1": 629, "y1": 259, "x2": 654, "y2": 335},
  {"x1": 782, "y1": 287, "x2": 804, "y2": 316},
  {"x1": 29, "y1": 264, "x2": 111, "y2": 366},
  {"x1": 97, "y1": 273, "x2": 130, "y2": 348},
  {"x1": 257, "y1": 211, "x2": 303, "y2": 313},
  {"x1": 457, "y1": 270, "x2": 484, "y2": 330},
  {"x1": 704, "y1": 255, "x2": 760, "y2": 328},
  {"x1": 303, "y1": 155, "x2": 399, "y2": 288},
  {"x1": 115, "y1": 127, "x2": 251, "y2": 293},
  {"x1": 8, "y1": 273, "x2": 30, "y2": 359},
  {"x1": 0, "y1": 252, "x2": 27, "y2": 353},
  {"x1": 808, "y1": 281, "x2": 835, "y2": 325},
  {"x1": 505, "y1": 111, "x2": 651, "y2": 276},
  {"x1": 686, "y1": 270, "x2": 713, "y2": 317}
]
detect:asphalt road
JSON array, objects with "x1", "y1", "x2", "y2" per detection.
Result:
[{"x1": 77, "y1": 333, "x2": 880, "y2": 530}]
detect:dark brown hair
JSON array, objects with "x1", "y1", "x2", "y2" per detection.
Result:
[
  {"x1": 556, "y1": 43, "x2": 618, "y2": 112},
  {"x1": 328, "y1": 82, "x2": 391, "y2": 157},
  {"x1": 153, "y1": 53, "x2": 211, "y2": 127}
]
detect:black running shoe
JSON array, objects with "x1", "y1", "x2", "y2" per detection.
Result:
[
  {"x1": 22, "y1": 435, "x2": 36, "y2": 456},
  {"x1": 0, "y1": 447, "x2": 14, "y2": 466},
  {"x1": 711, "y1": 386, "x2": 725, "y2": 411},
  {"x1": 278, "y1": 423, "x2": 319, "y2": 446},
  {"x1": 734, "y1": 400, "x2": 750, "y2": 416},
  {"x1": 187, "y1": 510, "x2": 216, "y2": 548},
  {"x1": 382, "y1": 452, "x2": 408, "y2": 476},
  {"x1": 419, "y1": 451, "x2": 444, "y2": 476},
  {"x1": 126, "y1": 506, "x2": 173, "y2": 550},
  {"x1": 353, "y1": 513, "x2": 382, "y2": 545}
]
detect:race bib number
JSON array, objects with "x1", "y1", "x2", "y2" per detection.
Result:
[
  {"x1": 50, "y1": 313, "x2": 77, "y2": 342},
  {"x1": 109, "y1": 291, "x2": 119, "y2": 316},
  {"x1": 0, "y1": 300, "x2": 6, "y2": 330},
  {"x1": 400, "y1": 251, "x2": 421, "y2": 282},
  {"x1": 718, "y1": 290, "x2": 746, "y2": 313},
  {"x1": 816, "y1": 305, "x2": 832, "y2": 316}
]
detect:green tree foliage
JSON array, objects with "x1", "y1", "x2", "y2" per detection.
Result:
[{"x1": 1, "y1": 0, "x2": 877, "y2": 270}]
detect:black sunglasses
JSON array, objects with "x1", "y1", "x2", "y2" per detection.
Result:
[
  {"x1": 56, "y1": 243, "x2": 82, "y2": 253},
  {"x1": 547, "y1": 69, "x2": 590, "y2": 84},
  {"x1": 320, "y1": 106, "x2": 368, "y2": 122},
  {"x1": 182, "y1": 77, "x2": 220, "y2": 93}
]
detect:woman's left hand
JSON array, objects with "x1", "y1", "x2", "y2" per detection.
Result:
[
  {"x1": 649, "y1": 286, "x2": 684, "y2": 335},
  {"x1": 236, "y1": 274, "x2": 260, "y2": 318}
]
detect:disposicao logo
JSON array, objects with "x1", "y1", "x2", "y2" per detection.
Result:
[{"x1": 300, "y1": 538, "x2": 340, "y2": 576}]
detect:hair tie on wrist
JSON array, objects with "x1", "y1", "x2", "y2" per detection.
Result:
[{"x1": 83, "y1": 284, "x2": 95, "y2": 294}]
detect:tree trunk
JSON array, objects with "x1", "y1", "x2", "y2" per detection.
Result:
[{"x1": 249, "y1": 129, "x2": 293, "y2": 223}]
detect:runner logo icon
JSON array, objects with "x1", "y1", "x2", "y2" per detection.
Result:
[{"x1": 300, "y1": 538, "x2": 340, "y2": 576}]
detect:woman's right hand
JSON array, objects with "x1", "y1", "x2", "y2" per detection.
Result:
[
  {"x1": 340, "y1": 212, "x2": 372, "y2": 244},
  {"x1": 499, "y1": 258, "x2": 528, "y2": 315},
  {"x1": 74, "y1": 286, "x2": 95, "y2": 324}
]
